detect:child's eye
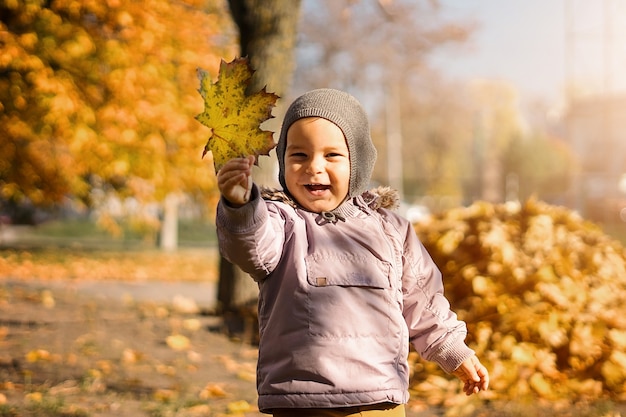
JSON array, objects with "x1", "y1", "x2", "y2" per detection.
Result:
[{"x1": 288, "y1": 152, "x2": 307, "y2": 158}]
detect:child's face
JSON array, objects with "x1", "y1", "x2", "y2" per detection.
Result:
[{"x1": 284, "y1": 117, "x2": 350, "y2": 213}]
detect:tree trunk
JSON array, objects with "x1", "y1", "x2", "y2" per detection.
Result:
[
  {"x1": 217, "y1": 0, "x2": 301, "y2": 340},
  {"x1": 159, "y1": 193, "x2": 179, "y2": 251}
]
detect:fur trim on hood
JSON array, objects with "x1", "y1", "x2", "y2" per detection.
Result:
[{"x1": 260, "y1": 186, "x2": 400, "y2": 211}]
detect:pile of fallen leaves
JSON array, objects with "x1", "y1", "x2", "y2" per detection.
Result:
[{"x1": 411, "y1": 198, "x2": 626, "y2": 405}]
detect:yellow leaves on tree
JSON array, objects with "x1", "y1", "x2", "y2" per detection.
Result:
[
  {"x1": 1, "y1": 0, "x2": 237, "y2": 210},
  {"x1": 195, "y1": 57, "x2": 279, "y2": 172}
]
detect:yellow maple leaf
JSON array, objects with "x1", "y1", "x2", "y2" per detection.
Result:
[{"x1": 195, "y1": 57, "x2": 279, "y2": 171}]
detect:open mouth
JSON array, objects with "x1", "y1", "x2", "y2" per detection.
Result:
[{"x1": 304, "y1": 184, "x2": 330, "y2": 193}]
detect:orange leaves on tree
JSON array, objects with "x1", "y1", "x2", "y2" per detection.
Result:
[
  {"x1": 195, "y1": 57, "x2": 279, "y2": 172},
  {"x1": 1, "y1": 0, "x2": 236, "y2": 209}
]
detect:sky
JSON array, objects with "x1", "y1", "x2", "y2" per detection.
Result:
[{"x1": 433, "y1": 0, "x2": 626, "y2": 106}]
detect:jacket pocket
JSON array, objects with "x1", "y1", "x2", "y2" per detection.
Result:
[{"x1": 305, "y1": 254, "x2": 392, "y2": 338}]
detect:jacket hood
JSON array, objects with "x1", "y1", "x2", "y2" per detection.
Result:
[
  {"x1": 260, "y1": 186, "x2": 400, "y2": 211},
  {"x1": 276, "y1": 89, "x2": 377, "y2": 198}
]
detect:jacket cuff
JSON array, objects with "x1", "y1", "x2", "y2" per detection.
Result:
[
  {"x1": 431, "y1": 336, "x2": 476, "y2": 374},
  {"x1": 216, "y1": 184, "x2": 264, "y2": 234}
]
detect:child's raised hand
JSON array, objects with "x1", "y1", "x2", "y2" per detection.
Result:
[
  {"x1": 217, "y1": 155, "x2": 255, "y2": 207},
  {"x1": 452, "y1": 355, "x2": 489, "y2": 396}
]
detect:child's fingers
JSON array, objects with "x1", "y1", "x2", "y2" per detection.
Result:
[
  {"x1": 454, "y1": 356, "x2": 489, "y2": 396},
  {"x1": 471, "y1": 359, "x2": 489, "y2": 392},
  {"x1": 217, "y1": 156, "x2": 254, "y2": 205},
  {"x1": 218, "y1": 166, "x2": 248, "y2": 182},
  {"x1": 219, "y1": 156, "x2": 254, "y2": 173},
  {"x1": 217, "y1": 158, "x2": 252, "y2": 184},
  {"x1": 217, "y1": 170, "x2": 243, "y2": 193},
  {"x1": 477, "y1": 363, "x2": 489, "y2": 391}
]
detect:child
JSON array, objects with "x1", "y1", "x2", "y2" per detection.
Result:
[{"x1": 216, "y1": 88, "x2": 489, "y2": 416}]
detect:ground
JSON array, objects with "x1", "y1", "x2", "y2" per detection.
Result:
[
  {"x1": 0, "y1": 280, "x2": 452, "y2": 417},
  {"x1": 0, "y1": 280, "x2": 263, "y2": 417},
  {"x1": 0, "y1": 246, "x2": 624, "y2": 417},
  {"x1": 0, "y1": 245, "x2": 447, "y2": 417}
]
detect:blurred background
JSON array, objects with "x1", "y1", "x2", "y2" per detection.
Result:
[
  {"x1": 1, "y1": 0, "x2": 625, "y2": 248},
  {"x1": 4, "y1": 3, "x2": 626, "y2": 413}
]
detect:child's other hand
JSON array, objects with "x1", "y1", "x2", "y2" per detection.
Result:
[
  {"x1": 452, "y1": 355, "x2": 489, "y2": 396},
  {"x1": 217, "y1": 155, "x2": 255, "y2": 207}
]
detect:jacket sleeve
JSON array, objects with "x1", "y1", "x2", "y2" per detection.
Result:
[
  {"x1": 215, "y1": 184, "x2": 285, "y2": 282},
  {"x1": 400, "y1": 222, "x2": 475, "y2": 373}
]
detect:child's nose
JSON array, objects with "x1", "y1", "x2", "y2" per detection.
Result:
[{"x1": 305, "y1": 156, "x2": 324, "y2": 174}]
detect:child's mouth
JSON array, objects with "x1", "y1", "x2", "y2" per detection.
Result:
[{"x1": 305, "y1": 184, "x2": 330, "y2": 194}]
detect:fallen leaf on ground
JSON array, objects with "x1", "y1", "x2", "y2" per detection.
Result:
[{"x1": 166, "y1": 334, "x2": 190, "y2": 351}]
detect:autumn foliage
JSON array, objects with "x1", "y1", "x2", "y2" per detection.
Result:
[
  {"x1": 412, "y1": 198, "x2": 626, "y2": 405},
  {"x1": 0, "y1": 0, "x2": 236, "y2": 208},
  {"x1": 195, "y1": 57, "x2": 278, "y2": 172}
]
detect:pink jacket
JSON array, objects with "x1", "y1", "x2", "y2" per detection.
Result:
[{"x1": 216, "y1": 185, "x2": 474, "y2": 413}]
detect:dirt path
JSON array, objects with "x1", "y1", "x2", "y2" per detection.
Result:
[{"x1": 0, "y1": 280, "x2": 263, "y2": 416}]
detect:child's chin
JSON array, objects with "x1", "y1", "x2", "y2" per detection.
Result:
[{"x1": 308, "y1": 202, "x2": 338, "y2": 213}]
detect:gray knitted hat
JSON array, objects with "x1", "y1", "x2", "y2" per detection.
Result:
[{"x1": 276, "y1": 88, "x2": 377, "y2": 198}]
